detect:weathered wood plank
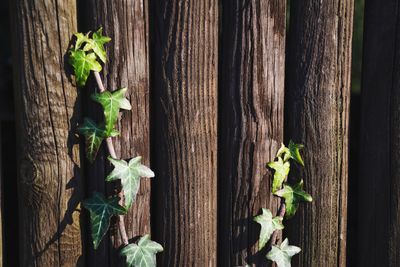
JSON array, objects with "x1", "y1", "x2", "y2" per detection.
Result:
[
  {"x1": 150, "y1": 0, "x2": 218, "y2": 265},
  {"x1": 285, "y1": 0, "x2": 353, "y2": 266},
  {"x1": 218, "y1": 0, "x2": 286, "y2": 266},
  {"x1": 358, "y1": 1, "x2": 400, "y2": 266},
  {"x1": 10, "y1": 0, "x2": 84, "y2": 266},
  {"x1": 82, "y1": 0, "x2": 151, "y2": 265}
]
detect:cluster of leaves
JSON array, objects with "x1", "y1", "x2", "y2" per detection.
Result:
[
  {"x1": 69, "y1": 28, "x2": 163, "y2": 267},
  {"x1": 253, "y1": 141, "x2": 312, "y2": 267}
]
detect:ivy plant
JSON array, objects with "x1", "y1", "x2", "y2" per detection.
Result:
[
  {"x1": 69, "y1": 28, "x2": 163, "y2": 267},
  {"x1": 254, "y1": 141, "x2": 312, "y2": 267}
]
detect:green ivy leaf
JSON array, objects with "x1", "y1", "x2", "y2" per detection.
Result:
[
  {"x1": 78, "y1": 118, "x2": 111, "y2": 162},
  {"x1": 69, "y1": 49, "x2": 102, "y2": 87},
  {"x1": 267, "y1": 157, "x2": 290, "y2": 193},
  {"x1": 120, "y1": 235, "x2": 163, "y2": 267},
  {"x1": 83, "y1": 192, "x2": 127, "y2": 249},
  {"x1": 266, "y1": 238, "x2": 301, "y2": 267},
  {"x1": 83, "y1": 27, "x2": 111, "y2": 63},
  {"x1": 274, "y1": 180, "x2": 312, "y2": 218},
  {"x1": 277, "y1": 141, "x2": 304, "y2": 166},
  {"x1": 74, "y1": 32, "x2": 91, "y2": 50},
  {"x1": 253, "y1": 208, "x2": 284, "y2": 250},
  {"x1": 91, "y1": 88, "x2": 132, "y2": 134},
  {"x1": 106, "y1": 156, "x2": 155, "y2": 208}
]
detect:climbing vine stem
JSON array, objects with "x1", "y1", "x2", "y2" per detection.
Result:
[{"x1": 69, "y1": 28, "x2": 163, "y2": 267}]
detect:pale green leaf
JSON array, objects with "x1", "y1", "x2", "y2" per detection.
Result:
[
  {"x1": 78, "y1": 118, "x2": 107, "y2": 163},
  {"x1": 91, "y1": 87, "x2": 131, "y2": 135},
  {"x1": 106, "y1": 156, "x2": 154, "y2": 208},
  {"x1": 120, "y1": 235, "x2": 163, "y2": 267},
  {"x1": 274, "y1": 180, "x2": 312, "y2": 218},
  {"x1": 83, "y1": 27, "x2": 111, "y2": 63},
  {"x1": 83, "y1": 192, "x2": 127, "y2": 249},
  {"x1": 253, "y1": 208, "x2": 284, "y2": 250},
  {"x1": 69, "y1": 49, "x2": 102, "y2": 87},
  {"x1": 74, "y1": 32, "x2": 91, "y2": 50},
  {"x1": 266, "y1": 238, "x2": 301, "y2": 267},
  {"x1": 277, "y1": 141, "x2": 304, "y2": 166},
  {"x1": 267, "y1": 157, "x2": 290, "y2": 193}
]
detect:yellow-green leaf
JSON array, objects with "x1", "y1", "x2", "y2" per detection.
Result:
[
  {"x1": 267, "y1": 157, "x2": 290, "y2": 193},
  {"x1": 274, "y1": 180, "x2": 312, "y2": 218},
  {"x1": 69, "y1": 49, "x2": 102, "y2": 87}
]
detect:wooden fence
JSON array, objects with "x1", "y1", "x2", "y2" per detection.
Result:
[{"x1": 0, "y1": 0, "x2": 399, "y2": 266}]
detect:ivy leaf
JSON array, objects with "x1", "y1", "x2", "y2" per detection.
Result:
[
  {"x1": 253, "y1": 208, "x2": 284, "y2": 250},
  {"x1": 69, "y1": 49, "x2": 102, "y2": 87},
  {"x1": 287, "y1": 141, "x2": 304, "y2": 166},
  {"x1": 74, "y1": 32, "x2": 91, "y2": 50},
  {"x1": 120, "y1": 235, "x2": 163, "y2": 267},
  {"x1": 277, "y1": 141, "x2": 304, "y2": 166},
  {"x1": 267, "y1": 157, "x2": 290, "y2": 193},
  {"x1": 106, "y1": 156, "x2": 155, "y2": 208},
  {"x1": 266, "y1": 238, "x2": 301, "y2": 267},
  {"x1": 83, "y1": 192, "x2": 127, "y2": 249},
  {"x1": 83, "y1": 27, "x2": 111, "y2": 63},
  {"x1": 78, "y1": 118, "x2": 114, "y2": 163},
  {"x1": 91, "y1": 88, "x2": 132, "y2": 134},
  {"x1": 274, "y1": 180, "x2": 312, "y2": 218}
]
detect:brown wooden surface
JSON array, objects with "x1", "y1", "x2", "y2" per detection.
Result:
[
  {"x1": 82, "y1": 0, "x2": 151, "y2": 265},
  {"x1": 10, "y1": 0, "x2": 84, "y2": 266},
  {"x1": 218, "y1": 0, "x2": 286, "y2": 266},
  {"x1": 357, "y1": 1, "x2": 400, "y2": 266},
  {"x1": 284, "y1": 1, "x2": 353, "y2": 266},
  {"x1": 150, "y1": 0, "x2": 218, "y2": 265}
]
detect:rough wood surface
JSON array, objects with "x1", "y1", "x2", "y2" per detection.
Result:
[
  {"x1": 285, "y1": 1, "x2": 353, "y2": 266},
  {"x1": 82, "y1": 0, "x2": 151, "y2": 265},
  {"x1": 218, "y1": 0, "x2": 286, "y2": 266},
  {"x1": 10, "y1": 0, "x2": 84, "y2": 266},
  {"x1": 150, "y1": 0, "x2": 218, "y2": 265},
  {"x1": 358, "y1": 1, "x2": 400, "y2": 266}
]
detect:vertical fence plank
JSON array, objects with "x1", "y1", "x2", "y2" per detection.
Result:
[
  {"x1": 285, "y1": 1, "x2": 353, "y2": 266},
  {"x1": 10, "y1": 0, "x2": 84, "y2": 266},
  {"x1": 357, "y1": 1, "x2": 400, "y2": 266},
  {"x1": 150, "y1": 0, "x2": 218, "y2": 265},
  {"x1": 218, "y1": 0, "x2": 286, "y2": 266},
  {"x1": 83, "y1": 0, "x2": 151, "y2": 265}
]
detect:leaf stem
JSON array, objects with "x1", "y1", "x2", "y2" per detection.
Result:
[{"x1": 93, "y1": 71, "x2": 129, "y2": 246}]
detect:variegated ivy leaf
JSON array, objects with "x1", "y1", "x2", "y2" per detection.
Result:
[
  {"x1": 266, "y1": 238, "x2": 301, "y2": 267},
  {"x1": 83, "y1": 192, "x2": 127, "y2": 249},
  {"x1": 254, "y1": 208, "x2": 284, "y2": 250},
  {"x1": 78, "y1": 118, "x2": 119, "y2": 163},
  {"x1": 106, "y1": 156, "x2": 154, "y2": 208},
  {"x1": 83, "y1": 27, "x2": 111, "y2": 63},
  {"x1": 274, "y1": 180, "x2": 312, "y2": 218},
  {"x1": 267, "y1": 157, "x2": 290, "y2": 193},
  {"x1": 120, "y1": 235, "x2": 163, "y2": 267},
  {"x1": 277, "y1": 141, "x2": 304, "y2": 166},
  {"x1": 91, "y1": 88, "x2": 131, "y2": 135},
  {"x1": 69, "y1": 49, "x2": 102, "y2": 87}
]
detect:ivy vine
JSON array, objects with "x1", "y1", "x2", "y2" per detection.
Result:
[
  {"x1": 68, "y1": 28, "x2": 163, "y2": 267},
  {"x1": 254, "y1": 141, "x2": 312, "y2": 267}
]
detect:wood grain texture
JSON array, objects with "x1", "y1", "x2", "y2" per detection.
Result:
[
  {"x1": 358, "y1": 1, "x2": 400, "y2": 266},
  {"x1": 150, "y1": 0, "x2": 218, "y2": 265},
  {"x1": 285, "y1": 1, "x2": 353, "y2": 266},
  {"x1": 83, "y1": 0, "x2": 151, "y2": 265},
  {"x1": 218, "y1": 0, "x2": 286, "y2": 266},
  {"x1": 10, "y1": 0, "x2": 84, "y2": 266}
]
